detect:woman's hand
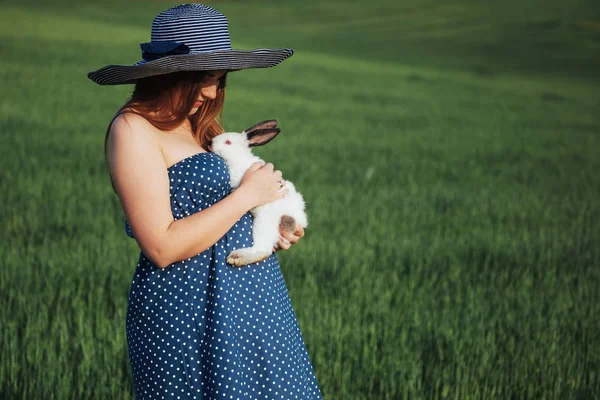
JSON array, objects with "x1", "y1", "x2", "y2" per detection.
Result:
[
  {"x1": 238, "y1": 162, "x2": 287, "y2": 209},
  {"x1": 274, "y1": 222, "x2": 305, "y2": 252}
]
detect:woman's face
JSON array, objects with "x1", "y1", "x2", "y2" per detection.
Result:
[{"x1": 189, "y1": 70, "x2": 226, "y2": 115}]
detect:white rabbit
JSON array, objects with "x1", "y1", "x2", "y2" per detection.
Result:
[{"x1": 211, "y1": 120, "x2": 308, "y2": 267}]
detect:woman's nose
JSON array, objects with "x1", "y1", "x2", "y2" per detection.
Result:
[{"x1": 201, "y1": 84, "x2": 217, "y2": 100}]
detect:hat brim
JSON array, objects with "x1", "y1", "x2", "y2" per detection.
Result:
[{"x1": 87, "y1": 48, "x2": 294, "y2": 85}]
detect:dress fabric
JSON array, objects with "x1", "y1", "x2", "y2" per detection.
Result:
[{"x1": 124, "y1": 151, "x2": 322, "y2": 400}]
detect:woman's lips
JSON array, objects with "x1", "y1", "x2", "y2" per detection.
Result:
[{"x1": 194, "y1": 101, "x2": 203, "y2": 107}]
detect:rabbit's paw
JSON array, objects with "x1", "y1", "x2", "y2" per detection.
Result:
[{"x1": 227, "y1": 248, "x2": 271, "y2": 267}]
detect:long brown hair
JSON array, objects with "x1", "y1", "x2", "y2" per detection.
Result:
[{"x1": 104, "y1": 70, "x2": 227, "y2": 162}]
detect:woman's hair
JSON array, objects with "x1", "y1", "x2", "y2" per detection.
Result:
[{"x1": 104, "y1": 70, "x2": 227, "y2": 159}]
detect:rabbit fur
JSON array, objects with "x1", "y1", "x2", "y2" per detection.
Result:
[{"x1": 211, "y1": 120, "x2": 308, "y2": 267}]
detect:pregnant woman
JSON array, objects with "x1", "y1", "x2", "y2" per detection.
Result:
[{"x1": 87, "y1": 4, "x2": 322, "y2": 399}]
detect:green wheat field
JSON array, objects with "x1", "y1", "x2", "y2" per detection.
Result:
[{"x1": 1, "y1": 0, "x2": 599, "y2": 398}]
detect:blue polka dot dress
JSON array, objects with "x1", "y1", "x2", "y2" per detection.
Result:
[{"x1": 124, "y1": 151, "x2": 322, "y2": 400}]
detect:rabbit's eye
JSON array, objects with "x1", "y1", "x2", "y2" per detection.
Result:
[{"x1": 225, "y1": 140, "x2": 232, "y2": 145}]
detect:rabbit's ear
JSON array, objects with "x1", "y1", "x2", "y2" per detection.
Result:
[
  {"x1": 247, "y1": 128, "x2": 280, "y2": 147},
  {"x1": 243, "y1": 119, "x2": 278, "y2": 135}
]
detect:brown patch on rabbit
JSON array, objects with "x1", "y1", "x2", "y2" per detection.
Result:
[{"x1": 279, "y1": 215, "x2": 297, "y2": 235}]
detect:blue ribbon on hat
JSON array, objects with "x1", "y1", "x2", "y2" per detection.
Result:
[{"x1": 140, "y1": 41, "x2": 191, "y2": 61}]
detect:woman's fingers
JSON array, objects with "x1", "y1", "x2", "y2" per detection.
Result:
[
  {"x1": 278, "y1": 223, "x2": 305, "y2": 247},
  {"x1": 274, "y1": 223, "x2": 306, "y2": 252},
  {"x1": 293, "y1": 224, "x2": 305, "y2": 238},
  {"x1": 239, "y1": 161, "x2": 288, "y2": 207},
  {"x1": 280, "y1": 231, "x2": 298, "y2": 245},
  {"x1": 276, "y1": 236, "x2": 292, "y2": 251},
  {"x1": 262, "y1": 162, "x2": 274, "y2": 172},
  {"x1": 273, "y1": 239, "x2": 289, "y2": 252},
  {"x1": 248, "y1": 161, "x2": 264, "y2": 171}
]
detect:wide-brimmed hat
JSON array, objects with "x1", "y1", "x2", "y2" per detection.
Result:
[{"x1": 87, "y1": 3, "x2": 294, "y2": 85}]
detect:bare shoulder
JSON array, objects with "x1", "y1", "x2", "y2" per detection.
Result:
[
  {"x1": 106, "y1": 111, "x2": 166, "y2": 173},
  {"x1": 109, "y1": 111, "x2": 156, "y2": 142},
  {"x1": 104, "y1": 112, "x2": 176, "y2": 265}
]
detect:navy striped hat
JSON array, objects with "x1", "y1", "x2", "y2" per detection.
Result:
[{"x1": 87, "y1": 3, "x2": 294, "y2": 85}]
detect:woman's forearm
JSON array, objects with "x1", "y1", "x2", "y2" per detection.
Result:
[{"x1": 151, "y1": 187, "x2": 255, "y2": 268}]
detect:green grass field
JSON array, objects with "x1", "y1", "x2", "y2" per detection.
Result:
[{"x1": 1, "y1": 0, "x2": 599, "y2": 398}]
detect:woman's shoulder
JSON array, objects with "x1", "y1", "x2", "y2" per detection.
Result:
[
  {"x1": 107, "y1": 110, "x2": 162, "y2": 166},
  {"x1": 111, "y1": 109, "x2": 155, "y2": 134},
  {"x1": 109, "y1": 110, "x2": 159, "y2": 148}
]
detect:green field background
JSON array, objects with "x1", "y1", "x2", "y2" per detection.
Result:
[{"x1": 1, "y1": 0, "x2": 599, "y2": 398}]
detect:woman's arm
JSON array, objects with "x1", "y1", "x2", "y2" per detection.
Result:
[{"x1": 106, "y1": 113, "x2": 286, "y2": 268}]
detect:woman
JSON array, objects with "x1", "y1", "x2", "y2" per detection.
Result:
[{"x1": 88, "y1": 4, "x2": 323, "y2": 399}]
